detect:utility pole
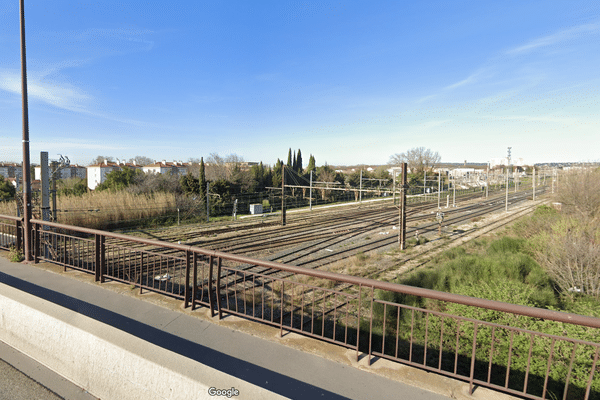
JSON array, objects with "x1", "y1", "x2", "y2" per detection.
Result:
[
  {"x1": 392, "y1": 170, "x2": 396, "y2": 205},
  {"x1": 399, "y1": 163, "x2": 408, "y2": 250},
  {"x1": 485, "y1": 166, "x2": 489, "y2": 198},
  {"x1": 281, "y1": 164, "x2": 286, "y2": 226},
  {"x1": 532, "y1": 167, "x2": 536, "y2": 201},
  {"x1": 206, "y1": 182, "x2": 210, "y2": 222},
  {"x1": 437, "y1": 172, "x2": 441, "y2": 209},
  {"x1": 309, "y1": 170, "x2": 313, "y2": 211},
  {"x1": 20, "y1": 0, "x2": 32, "y2": 261},
  {"x1": 452, "y1": 174, "x2": 456, "y2": 207},
  {"x1": 423, "y1": 170, "x2": 426, "y2": 196},
  {"x1": 505, "y1": 167, "x2": 509, "y2": 212},
  {"x1": 51, "y1": 161, "x2": 58, "y2": 221},
  {"x1": 359, "y1": 169, "x2": 363, "y2": 204},
  {"x1": 40, "y1": 152, "x2": 50, "y2": 222}
]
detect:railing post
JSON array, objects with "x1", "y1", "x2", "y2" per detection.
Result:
[
  {"x1": 356, "y1": 284, "x2": 361, "y2": 362},
  {"x1": 99, "y1": 235, "x2": 106, "y2": 283},
  {"x1": 184, "y1": 250, "x2": 190, "y2": 309},
  {"x1": 94, "y1": 234, "x2": 101, "y2": 282},
  {"x1": 208, "y1": 255, "x2": 215, "y2": 317},
  {"x1": 191, "y1": 253, "x2": 198, "y2": 311},
  {"x1": 216, "y1": 257, "x2": 222, "y2": 319},
  {"x1": 139, "y1": 253, "x2": 144, "y2": 294},
  {"x1": 15, "y1": 219, "x2": 22, "y2": 253},
  {"x1": 33, "y1": 222, "x2": 38, "y2": 263},
  {"x1": 469, "y1": 323, "x2": 479, "y2": 395},
  {"x1": 368, "y1": 286, "x2": 374, "y2": 366}
]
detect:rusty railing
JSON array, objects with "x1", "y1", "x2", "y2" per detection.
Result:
[
  {"x1": 0, "y1": 215, "x2": 23, "y2": 252},
  {"x1": 11, "y1": 218, "x2": 600, "y2": 399}
]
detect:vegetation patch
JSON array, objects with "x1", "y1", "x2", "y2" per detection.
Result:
[{"x1": 8, "y1": 246, "x2": 23, "y2": 263}]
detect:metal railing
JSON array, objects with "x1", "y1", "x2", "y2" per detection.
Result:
[
  {"x1": 0, "y1": 215, "x2": 22, "y2": 252},
  {"x1": 4, "y1": 216, "x2": 598, "y2": 400}
]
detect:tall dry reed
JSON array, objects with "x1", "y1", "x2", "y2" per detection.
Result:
[
  {"x1": 0, "y1": 191, "x2": 178, "y2": 230},
  {"x1": 57, "y1": 191, "x2": 178, "y2": 229}
]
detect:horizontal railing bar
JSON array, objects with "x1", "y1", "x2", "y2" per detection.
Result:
[
  {"x1": 30, "y1": 218, "x2": 600, "y2": 329},
  {"x1": 0, "y1": 215, "x2": 23, "y2": 223}
]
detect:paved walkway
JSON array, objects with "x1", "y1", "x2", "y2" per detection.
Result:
[{"x1": 0, "y1": 255, "x2": 460, "y2": 400}]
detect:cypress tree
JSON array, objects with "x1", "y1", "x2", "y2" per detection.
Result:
[
  {"x1": 306, "y1": 154, "x2": 316, "y2": 173},
  {"x1": 286, "y1": 148, "x2": 293, "y2": 169},
  {"x1": 296, "y1": 149, "x2": 303, "y2": 174},
  {"x1": 199, "y1": 157, "x2": 207, "y2": 198},
  {"x1": 292, "y1": 150, "x2": 297, "y2": 172}
]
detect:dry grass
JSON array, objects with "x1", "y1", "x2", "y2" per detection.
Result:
[
  {"x1": 58, "y1": 191, "x2": 178, "y2": 229},
  {"x1": 1, "y1": 191, "x2": 178, "y2": 229},
  {"x1": 0, "y1": 201, "x2": 16, "y2": 216}
]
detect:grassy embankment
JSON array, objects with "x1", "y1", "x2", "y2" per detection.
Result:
[{"x1": 370, "y1": 203, "x2": 600, "y2": 399}]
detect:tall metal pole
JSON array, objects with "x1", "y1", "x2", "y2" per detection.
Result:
[
  {"x1": 532, "y1": 167, "x2": 536, "y2": 201},
  {"x1": 51, "y1": 161, "x2": 57, "y2": 222},
  {"x1": 309, "y1": 170, "x2": 312, "y2": 211},
  {"x1": 206, "y1": 182, "x2": 210, "y2": 222},
  {"x1": 485, "y1": 167, "x2": 489, "y2": 198},
  {"x1": 359, "y1": 169, "x2": 362, "y2": 204},
  {"x1": 452, "y1": 174, "x2": 456, "y2": 207},
  {"x1": 281, "y1": 164, "x2": 286, "y2": 226},
  {"x1": 392, "y1": 170, "x2": 396, "y2": 205},
  {"x1": 505, "y1": 167, "x2": 509, "y2": 212},
  {"x1": 423, "y1": 171, "x2": 426, "y2": 196},
  {"x1": 40, "y1": 152, "x2": 50, "y2": 222},
  {"x1": 437, "y1": 172, "x2": 440, "y2": 209},
  {"x1": 20, "y1": 0, "x2": 32, "y2": 261},
  {"x1": 399, "y1": 163, "x2": 407, "y2": 250}
]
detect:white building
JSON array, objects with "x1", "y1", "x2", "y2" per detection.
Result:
[
  {"x1": 449, "y1": 168, "x2": 477, "y2": 178},
  {"x1": 34, "y1": 165, "x2": 87, "y2": 181},
  {"x1": 86, "y1": 161, "x2": 122, "y2": 190},
  {"x1": 489, "y1": 157, "x2": 525, "y2": 168},
  {"x1": 0, "y1": 163, "x2": 21, "y2": 180},
  {"x1": 142, "y1": 160, "x2": 188, "y2": 176}
]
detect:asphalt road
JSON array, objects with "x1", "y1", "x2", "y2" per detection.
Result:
[{"x1": 0, "y1": 340, "x2": 97, "y2": 400}]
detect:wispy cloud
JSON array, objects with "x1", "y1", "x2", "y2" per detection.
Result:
[
  {"x1": 36, "y1": 140, "x2": 128, "y2": 151},
  {"x1": 444, "y1": 70, "x2": 484, "y2": 90},
  {"x1": 69, "y1": 27, "x2": 155, "y2": 53},
  {"x1": 0, "y1": 68, "x2": 91, "y2": 113},
  {"x1": 506, "y1": 22, "x2": 600, "y2": 55}
]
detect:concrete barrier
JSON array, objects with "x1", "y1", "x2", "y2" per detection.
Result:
[{"x1": 0, "y1": 282, "x2": 284, "y2": 400}]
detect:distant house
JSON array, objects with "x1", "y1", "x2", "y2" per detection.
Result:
[
  {"x1": 34, "y1": 165, "x2": 87, "y2": 181},
  {"x1": 0, "y1": 163, "x2": 21, "y2": 180},
  {"x1": 142, "y1": 160, "x2": 187, "y2": 176},
  {"x1": 115, "y1": 159, "x2": 144, "y2": 171},
  {"x1": 86, "y1": 160, "x2": 122, "y2": 190}
]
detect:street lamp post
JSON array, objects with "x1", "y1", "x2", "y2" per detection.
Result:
[{"x1": 20, "y1": 0, "x2": 32, "y2": 261}]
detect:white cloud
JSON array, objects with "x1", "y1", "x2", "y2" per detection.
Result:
[
  {"x1": 0, "y1": 69, "x2": 90, "y2": 113},
  {"x1": 506, "y1": 22, "x2": 600, "y2": 55}
]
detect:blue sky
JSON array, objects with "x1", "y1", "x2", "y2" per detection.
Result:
[{"x1": 1, "y1": 1, "x2": 599, "y2": 167}]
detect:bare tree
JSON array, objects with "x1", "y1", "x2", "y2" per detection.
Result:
[
  {"x1": 536, "y1": 225, "x2": 600, "y2": 299},
  {"x1": 534, "y1": 167, "x2": 600, "y2": 299},
  {"x1": 556, "y1": 168, "x2": 600, "y2": 224},
  {"x1": 128, "y1": 156, "x2": 154, "y2": 166},
  {"x1": 389, "y1": 147, "x2": 441, "y2": 175},
  {"x1": 91, "y1": 155, "x2": 114, "y2": 165},
  {"x1": 205, "y1": 153, "x2": 245, "y2": 181}
]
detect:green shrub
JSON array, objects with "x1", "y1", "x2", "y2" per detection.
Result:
[{"x1": 8, "y1": 246, "x2": 23, "y2": 263}]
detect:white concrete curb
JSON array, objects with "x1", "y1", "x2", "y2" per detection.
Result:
[{"x1": 0, "y1": 282, "x2": 285, "y2": 400}]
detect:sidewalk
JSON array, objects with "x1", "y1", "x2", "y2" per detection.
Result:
[{"x1": 0, "y1": 254, "x2": 496, "y2": 400}]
